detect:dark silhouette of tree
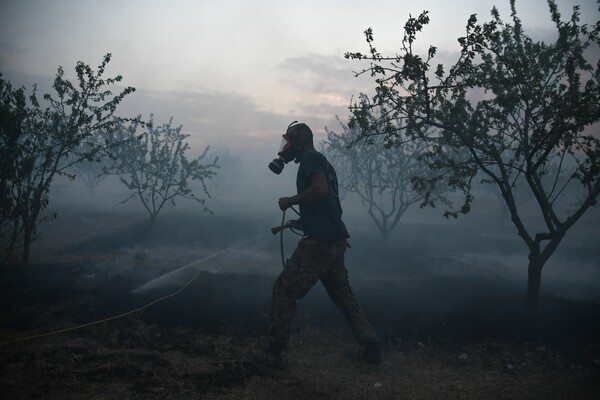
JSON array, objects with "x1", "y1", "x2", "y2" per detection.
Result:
[
  {"x1": 325, "y1": 113, "x2": 440, "y2": 241},
  {"x1": 345, "y1": 0, "x2": 600, "y2": 319},
  {"x1": 110, "y1": 116, "x2": 218, "y2": 228},
  {"x1": 0, "y1": 76, "x2": 29, "y2": 262},
  {"x1": 0, "y1": 55, "x2": 135, "y2": 264}
]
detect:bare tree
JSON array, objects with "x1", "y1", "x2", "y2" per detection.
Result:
[
  {"x1": 325, "y1": 113, "x2": 438, "y2": 240},
  {"x1": 345, "y1": 0, "x2": 600, "y2": 318},
  {"x1": 110, "y1": 116, "x2": 218, "y2": 228}
]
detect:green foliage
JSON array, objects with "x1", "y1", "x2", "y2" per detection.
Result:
[
  {"x1": 0, "y1": 55, "x2": 135, "y2": 263},
  {"x1": 346, "y1": 0, "x2": 600, "y2": 315},
  {"x1": 109, "y1": 116, "x2": 218, "y2": 227}
]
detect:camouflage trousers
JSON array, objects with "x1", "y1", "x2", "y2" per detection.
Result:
[{"x1": 268, "y1": 237, "x2": 379, "y2": 347}]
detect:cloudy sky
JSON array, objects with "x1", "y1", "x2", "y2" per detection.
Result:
[{"x1": 0, "y1": 0, "x2": 596, "y2": 153}]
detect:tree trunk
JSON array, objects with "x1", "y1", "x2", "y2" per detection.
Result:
[
  {"x1": 526, "y1": 257, "x2": 543, "y2": 322},
  {"x1": 380, "y1": 228, "x2": 390, "y2": 243},
  {"x1": 149, "y1": 214, "x2": 156, "y2": 229},
  {"x1": 22, "y1": 224, "x2": 32, "y2": 265},
  {"x1": 142, "y1": 214, "x2": 157, "y2": 243}
]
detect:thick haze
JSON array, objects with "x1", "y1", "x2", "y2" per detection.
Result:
[{"x1": 1, "y1": 0, "x2": 596, "y2": 153}]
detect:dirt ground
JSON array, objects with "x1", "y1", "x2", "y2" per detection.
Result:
[{"x1": 1, "y1": 211, "x2": 599, "y2": 399}]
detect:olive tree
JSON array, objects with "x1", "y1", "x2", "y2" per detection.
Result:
[
  {"x1": 0, "y1": 55, "x2": 135, "y2": 264},
  {"x1": 345, "y1": 0, "x2": 600, "y2": 318},
  {"x1": 110, "y1": 116, "x2": 218, "y2": 228}
]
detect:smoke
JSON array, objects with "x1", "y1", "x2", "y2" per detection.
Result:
[{"x1": 41, "y1": 153, "x2": 600, "y2": 306}]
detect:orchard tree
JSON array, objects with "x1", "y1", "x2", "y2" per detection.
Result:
[
  {"x1": 325, "y1": 112, "x2": 439, "y2": 241},
  {"x1": 110, "y1": 116, "x2": 218, "y2": 228},
  {"x1": 66, "y1": 126, "x2": 115, "y2": 194},
  {"x1": 0, "y1": 76, "x2": 28, "y2": 261},
  {"x1": 345, "y1": 0, "x2": 600, "y2": 318},
  {"x1": 0, "y1": 55, "x2": 135, "y2": 264}
]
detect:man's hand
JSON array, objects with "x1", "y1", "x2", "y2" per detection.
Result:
[
  {"x1": 277, "y1": 173, "x2": 328, "y2": 211},
  {"x1": 278, "y1": 197, "x2": 294, "y2": 211}
]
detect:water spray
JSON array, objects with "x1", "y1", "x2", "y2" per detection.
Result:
[
  {"x1": 0, "y1": 208, "x2": 303, "y2": 347},
  {"x1": 0, "y1": 231, "x2": 269, "y2": 347}
]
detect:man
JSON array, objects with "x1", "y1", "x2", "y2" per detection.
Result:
[{"x1": 263, "y1": 122, "x2": 381, "y2": 367}]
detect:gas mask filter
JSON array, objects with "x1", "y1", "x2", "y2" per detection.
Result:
[{"x1": 268, "y1": 157, "x2": 285, "y2": 174}]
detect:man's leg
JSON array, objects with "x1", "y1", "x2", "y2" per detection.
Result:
[
  {"x1": 268, "y1": 238, "x2": 324, "y2": 347},
  {"x1": 320, "y1": 240, "x2": 379, "y2": 347}
]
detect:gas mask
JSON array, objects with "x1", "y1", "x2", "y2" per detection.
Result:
[
  {"x1": 268, "y1": 121, "x2": 313, "y2": 174},
  {"x1": 268, "y1": 135, "x2": 295, "y2": 174}
]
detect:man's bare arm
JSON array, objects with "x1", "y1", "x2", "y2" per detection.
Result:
[{"x1": 278, "y1": 172, "x2": 328, "y2": 210}]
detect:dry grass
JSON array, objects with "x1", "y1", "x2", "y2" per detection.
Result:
[{"x1": 1, "y1": 322, "x2": 599, "y2": 400}]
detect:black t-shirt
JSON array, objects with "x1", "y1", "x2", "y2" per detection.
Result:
[{"x1": 296, "y1": 150, "x2": 349, "y2": 241}]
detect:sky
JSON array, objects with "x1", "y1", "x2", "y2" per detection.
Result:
[{"x1": 0, "y1": 0, "x2": 597, "y2": 154}]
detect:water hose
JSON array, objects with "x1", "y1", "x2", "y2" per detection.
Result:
[
  {"x1": 2, "y1": 210, "x2": 300, "y2": 346},
  {"x1": 271, "y1": 206, "x2": 301, "y2": 269},
  {"x1": 279, "y1": 209, "x2": 286, "y2": 268}
]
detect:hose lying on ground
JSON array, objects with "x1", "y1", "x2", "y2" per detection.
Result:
[{"x1": 0, "y1": 232, "x2": 269, "y2": 347}]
